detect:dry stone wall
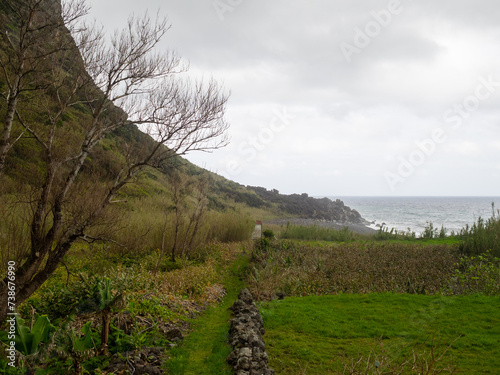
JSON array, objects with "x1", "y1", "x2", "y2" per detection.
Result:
[{"x1": 227, "y1": 289, "x2": 274, "y2": 375}]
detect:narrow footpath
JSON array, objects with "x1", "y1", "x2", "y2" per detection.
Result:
[{"x1": 165, "y1": 254, "x2": 250, "y2": 374}]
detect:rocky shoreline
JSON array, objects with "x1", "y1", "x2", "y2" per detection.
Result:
[{"x1": 265, "y1": 218, "x2": 377, "y2": 235}]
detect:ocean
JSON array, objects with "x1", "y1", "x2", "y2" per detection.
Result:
[{"x1": 332, "y1": 196, "x2": 500, "y2": 235}]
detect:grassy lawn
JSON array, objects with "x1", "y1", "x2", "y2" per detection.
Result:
[
  {"x1": 259, "y1": 294, "x2": 500, "y2": 374},
  {"x1": 165, "y1": 254, "x2": 250, "y2": 374}
]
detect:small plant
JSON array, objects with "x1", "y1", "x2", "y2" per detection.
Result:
[
  {"x1": 53, "y1": 320, "x2": 97, "y2": 375},
  {"x1": 0, "y1": 359, "x2": 25, "y2": 375},
  {"x1": 439, "y1": 225, "x2": 447, "y2": 238},
  {"x1": 340, "y1": 336, "x2": 459, "y2": 374},
  {"x1": 263, "y1": 229, "x2": 275, "y2": 239},
  {"x1": 446, "y1": 251, "x2": 500, "y2": 295},
  {"x1": 97, "y1": 278, "x2": 125, "y2": 355},
  {"x1": 3, "y1": 315, "x2": 54, "y2": 354},
  {"x1": 422, "y1": 221, "x2": 438, "y2": 239}
]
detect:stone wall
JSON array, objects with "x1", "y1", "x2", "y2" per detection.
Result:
[{"x1": 227, "y1": 289, "x2": 274, "y2": 375}]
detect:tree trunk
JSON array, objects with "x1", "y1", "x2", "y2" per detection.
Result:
[
  {"x1": 99, "y1": 308, "x2": 111, "y2": 355},
  {"x1": 0, "y1": 282, "x2": 7, "y2": 323},
  {"x1": 154, "y1": 225, "x2": 167, "y2": 274},
  {"x1": 171, "y1": 201, "x2": 182, "y2": 262},
  {"x1": 73, "y1": 358, "x2": 83, "y2": 375},
  {"x1": 0, "y1": 93, "x2": 20, "y2": 176},
  {"x1": 171, "y1": 221, "x2": 179, "y2": 263},
  {"x1": 0, "y1": 234, "x2": 78, "y2": 323}
]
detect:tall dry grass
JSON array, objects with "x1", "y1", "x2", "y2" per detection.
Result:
[
  {"x1": 93, "y1": 192, "x2": 254, "y2": 259},
  {"x1": 0, "y1": 194, "x2": 33, "y2": 277}
]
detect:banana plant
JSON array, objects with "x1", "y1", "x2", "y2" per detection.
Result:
[
  {"x1": 0, "y1": 315, "x2": 54, "y2": 356},
  {"x1": 0, "y1": 315, "x2": 55, "y2": 374},
  {"x1": 51, "y1": 316, "x2": 97, "y2": 375},
  {"x1": 14, "y1": 315, "x2": 54, "y2": 356},
  {"x1": 67, "y1": 321, "x2": 96, "y2": 375},
  {"x1": 97, "y1": 278, "x2": 124, "y2": 355}
]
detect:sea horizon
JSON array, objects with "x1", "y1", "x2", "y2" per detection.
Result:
[{"x1": 327, "y1": 196, "x2": 500, "y2": 235}]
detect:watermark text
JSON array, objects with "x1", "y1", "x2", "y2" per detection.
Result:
[
  {"x1": 385, "y1": 75, "x2": 500, "y2": 191},
  {"x1": 6, "y1": 260, "x2": 17, "y2": 367}
]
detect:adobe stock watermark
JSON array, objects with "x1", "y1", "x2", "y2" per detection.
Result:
[
  {"x1": 339, "y1": 0, "x2": 409, "y2": 63},
  {"x1": 385, "y1": 75, "x2": 500, "y2": 192},
  {"x1": 213, "y1": 0, "x2": 244, "y2": 21},
  {"x1": 5, "y1": 260, "x2": 17, "y2": 368},
  {"x1": 225, "y1": 107, "x2": 295, "y2": 177}
]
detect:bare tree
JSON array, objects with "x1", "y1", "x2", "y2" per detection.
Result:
[
  {"x1": 168, "y1": 170, "x2": 190, "y2": 262},
  {"x1": 0, "y1": 0, "x2": 88, "y2": 176},
  {"x1": 154, "y1": 173, "x2": 210, "y2": 269},
  {"x1": 180, "y1": 175, "x2": 211, "y2": 257},
  {"x1": 0, "y1": 0, "x2": 229, "y2": 322},
  {"x1": 154, "y1": 196, "x2": 172, "y2": 274}
]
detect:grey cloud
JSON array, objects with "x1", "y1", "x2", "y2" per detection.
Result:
[{"x1": 86, "y1": 0, "x2": 500, "y2": 195}]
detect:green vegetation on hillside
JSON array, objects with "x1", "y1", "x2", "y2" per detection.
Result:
[{"x1": 0, "y1": 0, "x2": 234, "y2": 325}]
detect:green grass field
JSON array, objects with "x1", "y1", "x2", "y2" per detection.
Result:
[{"x1": 259, "y1": 294, "x2": 500, "y2": 374}]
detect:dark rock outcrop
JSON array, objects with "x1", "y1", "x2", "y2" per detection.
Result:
[
  {"x1": 106, "y1": 346, "x2": 165, "y2": 375},
  {"x1": 227, "y1": 289, "x2": 274, "y2": 375},
  {"x1": 247, "y1": 186, "x2": 366, "y2": 224}
]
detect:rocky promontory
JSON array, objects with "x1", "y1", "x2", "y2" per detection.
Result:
[{"x1": 246, "y1": 187, "x2": 371, "y2": 229}]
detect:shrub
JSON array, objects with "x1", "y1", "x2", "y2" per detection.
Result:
[
  {"x1": 422, "y1": 221, "x2": 438, "y2": 239},
  {"x1": 459, "y1": 213, "x2": 500, "y2": 257},
  {"x1": 256, "y1": 238, "x2": 271, "y2": 251},
  {"x1": 374, "y1": 227, "x2": 397, "y2": 241},
  {"x1": 263, "y1": 229, "x2": 275, "y2": 239},
  {"x1": 445, "y1": 251, "x2": 500, "y2": 295},
  {"x1": 25, "y1": 280, "x2": 99, "y2": 320}
]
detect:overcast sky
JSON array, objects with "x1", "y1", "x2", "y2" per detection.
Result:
[{"x1": 84, "y1": 0, "x2": 500, "y2": 196}]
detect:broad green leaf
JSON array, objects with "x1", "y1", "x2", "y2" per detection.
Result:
[
  {"x1": 13, "y1": 315, "x2": 54, "y2": 355},
  {"x1": 99, "y1": 278, "x2": 112, "y2": 310},
  {"x1": 71, "y1": 321, "x2": 95, "y2": 352},
  {"x1": 15, "y1": 316, "x2": 33, "y2": 355},
  {"x1": 30, "y1": 315, "x2": 53, "y2": 353}
]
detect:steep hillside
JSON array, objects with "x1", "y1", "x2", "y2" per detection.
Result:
[{"x1": 0, "y1": 0, "x2": 367, "y2": 249}]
